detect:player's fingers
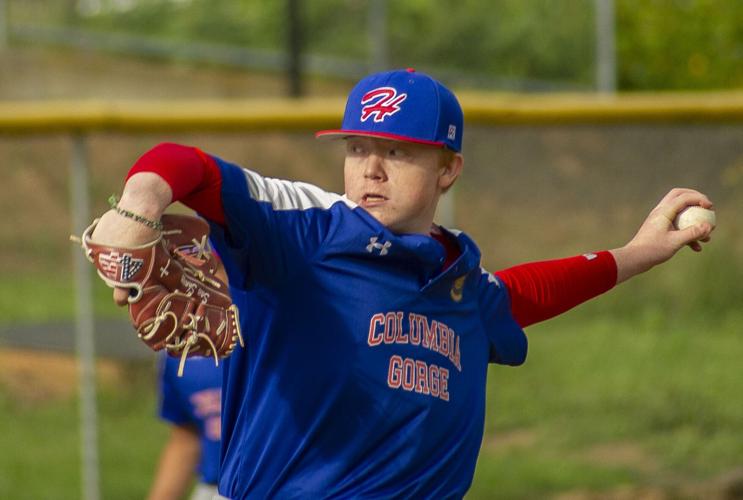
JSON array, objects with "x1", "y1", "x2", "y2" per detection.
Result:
[
  {"x1": 660, "y1": 192, "x2": 714, "y2": 223},
  {"x1": 688, "y1": 241, "x2": 703, "y2": 252},
  {"x1": 655, "y1": 188, "x2": 694, "y2": 207},
  {"x1": 673, "y1": 221, "x2": 713, "y2": 248},
  {"x1": 656, "y1": 188, "x2": 713, "y2": 212},
  {"x1": 113, "y1": 287, "x2": 129, "y2": 306}
]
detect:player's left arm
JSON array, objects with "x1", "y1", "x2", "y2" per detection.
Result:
[
  {"x1": 495, "y1": 251, "x2": 617, "y2": 328},
  {"x1": 495, "y1": 188, "x2": 714, "y2": 328}
]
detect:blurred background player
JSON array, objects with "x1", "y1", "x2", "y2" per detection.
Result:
[{"x1": 147, "y1": 354, "x2": 221, "y2": 500}]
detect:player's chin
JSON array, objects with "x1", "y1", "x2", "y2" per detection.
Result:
[
  {"x1": 364, "y1": 206, "x2": 413, "y2": 232},
  {"x1": 362, "y1": 204, "x2": 389, "y2": 220}
]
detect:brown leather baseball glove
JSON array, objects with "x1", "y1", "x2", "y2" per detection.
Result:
[{"x1": 76, "y1": 214, "x2": 243, "y2": 376}]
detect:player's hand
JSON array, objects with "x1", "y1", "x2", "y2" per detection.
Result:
[
  {"x1": 89, "y1": 172, "x2": 173, "y2": 305},
  {"x1": 611, "y1": 188, "x2": 715, "y2": 284}
]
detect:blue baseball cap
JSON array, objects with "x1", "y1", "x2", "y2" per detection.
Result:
[{"x1": 316, "y1": 68, "x2": 464, "y2": 152}]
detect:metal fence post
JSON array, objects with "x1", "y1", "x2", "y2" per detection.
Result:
[
  {"x1": 70, "y1": 134, "x2": 100, "y2": 500},
  {"x1": 595, "y1": 0, "x2": 617, "y2": 93},
  {"x1": 367, "y1": 0, "x2": 388, "y2": 72},
  {"x1": 0, "y1": 0, "x2": 8, "y2": 49},
  {"x1": 286, "y1": 0, "x2": 304, "y2": 97}
]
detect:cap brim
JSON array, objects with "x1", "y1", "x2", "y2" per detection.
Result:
[{"x1": 315, "y1": 129, "x2": 446, "y2": 148}]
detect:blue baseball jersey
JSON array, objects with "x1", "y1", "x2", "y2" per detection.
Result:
[
  {"x1": 206, "y1": 157, "x2": 527, "y2": 499},
  {"x1": 159, "y1": 354, "x2": 222, "y2": 485}
]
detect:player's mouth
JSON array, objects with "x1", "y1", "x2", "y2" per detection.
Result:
[{"x1": 361, "y1": 194, "x2": 388, "y2": 207}]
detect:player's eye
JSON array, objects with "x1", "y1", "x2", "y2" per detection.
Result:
[
  {"x1": 346, "y1": 142, "x2": 365, "y2": 155},
  {"x1": 388, "y1": 148, "x2": 407, "y2": 158}
]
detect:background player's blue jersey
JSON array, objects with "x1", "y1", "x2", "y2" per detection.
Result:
[
  {"x1": 159, "y1": 354, "x2": 222, "y2": 485},
  {"x1": 207, "y1": 157, "x2": 527, "y2": 499}
]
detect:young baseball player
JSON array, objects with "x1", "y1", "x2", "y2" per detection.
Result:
[
  {"x1": 91, "y1": 69, "x2": 714, "y2": 499},
  {"x1": 148, "y1": 354, "x2": 221, "y2": 500}
]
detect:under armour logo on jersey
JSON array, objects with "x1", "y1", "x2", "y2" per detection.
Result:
[
  {"x1": 366, "y1": 237, "x2": 391, "y2": 256},
  {"x1": 360, "y1": 87, "x2": 407, "y2": 123},
  {"x1": 99, "y1": 251, "x2": 144, "y2": 282}
]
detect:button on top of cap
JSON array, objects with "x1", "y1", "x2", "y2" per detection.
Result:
[{"x1": 406, "y1": 68, "x2": 416, "y2": 73}]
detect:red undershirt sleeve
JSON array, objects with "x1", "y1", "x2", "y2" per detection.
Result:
[
  {"x1": 495, "y1": 251, "x2": 618, "y2": 328},
  {"x1": 126, "y1": 142, "x2": 226, "y2": 225}
]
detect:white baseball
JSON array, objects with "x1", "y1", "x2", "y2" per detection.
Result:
[{"x1": 673, "y1": 206, "x2": 716, "y2": 231}]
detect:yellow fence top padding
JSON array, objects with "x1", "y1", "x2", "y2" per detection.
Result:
[
  {"x1": 459, "y1": 91, "x2": 743, "y2": 124},
  {"x1": 1, "y1": 92, "x2": 743, "y2": 133},
  {"x1": 0, "y1": 98, "x2": 347, "y2": 133}
]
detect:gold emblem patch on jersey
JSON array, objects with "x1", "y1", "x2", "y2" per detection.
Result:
[{"x1": 450, "y1": 275, "x2": 466, "y2": 302}]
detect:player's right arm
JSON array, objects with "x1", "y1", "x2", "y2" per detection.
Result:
[
  {"x1": 90, "y1": 169, "x2": 173, "y2": 305},
  {"x1": 90, "y1": 144, "x2": 228, "y2": 305},
  {"x1": 90, "y1": 143, "x2": 218, "y2": 260},
  {"x1": 91, "y1": 142, "x2": 338, "y2": 302}
]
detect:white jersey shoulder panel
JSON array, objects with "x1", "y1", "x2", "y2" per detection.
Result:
[
  {"x1": 242, "y1": 168, "x2": 356, "y2": 211},
  {"x1": 479, "y1": 266, "x2": 501, "y2": 287}
]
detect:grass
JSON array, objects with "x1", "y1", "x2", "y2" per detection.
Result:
[
  {"x1": 97, "y1": 364, "x2": 170, "y2": 500},
  {"x1": 0, "y1": 393, "x2": 82, "y2": 499},
  {"x1": 470, "y1": 451, "x2": 637, "y2": 499},
  {"x1": 467, "y1": 312, "x2": 743, "y2": 499},
  {"x1": 0, "y1": 361, "x2": 168, "y2": 500},
  {"x1": 0, "y1": 271, "x2": 121, "y2": 323}
]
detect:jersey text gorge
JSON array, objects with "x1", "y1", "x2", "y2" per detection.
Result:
[{"x1": 367, "y1": 312, "x2": 463, "y2": 402}]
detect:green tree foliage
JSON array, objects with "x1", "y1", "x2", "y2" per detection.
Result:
[
  {"x1": 73, "y1": 0, "x2": 283, "y2": 48},
  {"x1": 388, "y1": 0, "x2": 594, "y2": 87},
  {"x1": 57, "y1": 0, "x2": 743, "y2": 90},
  {"x1": 616, "y1": 0, "x2": 743, "y2": 90}
]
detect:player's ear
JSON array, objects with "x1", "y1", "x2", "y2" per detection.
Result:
[{"x1": 438, "y1": 151, "x2": 463, "y2": 192}]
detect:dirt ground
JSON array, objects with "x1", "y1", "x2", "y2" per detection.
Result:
[{"x1": 0, "y1": 348, "x2": 124, "y2": 403}]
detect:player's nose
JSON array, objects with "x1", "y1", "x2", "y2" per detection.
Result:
[{"x1": 363, "y1": 153, "x2": 386, "y2": 180}]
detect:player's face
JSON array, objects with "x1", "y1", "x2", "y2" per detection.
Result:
[{"x1": 343, "y1": 137, "x2": 462, "y2": 234}]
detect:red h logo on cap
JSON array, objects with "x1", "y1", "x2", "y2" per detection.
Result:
[{"x1": 360, "y1": 87, "x2": 407, "y2": 123}]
